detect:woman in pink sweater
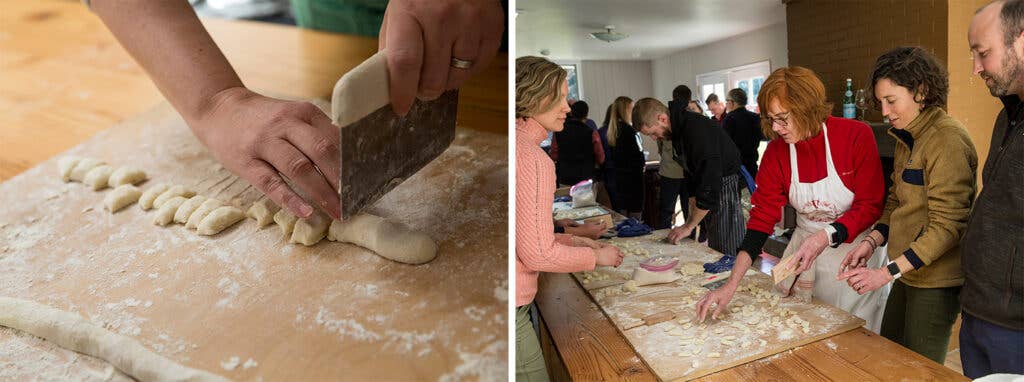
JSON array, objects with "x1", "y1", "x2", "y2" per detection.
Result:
[{"x1": 515, "y1": 56, "x2": 624, "y2": 381}]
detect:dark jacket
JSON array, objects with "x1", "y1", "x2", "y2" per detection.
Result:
[
  {"x1": 611, "y1": 119, "x2": 645, "y2": 175},
  {"x1": 553, "y1": 119, "x2": 597, "y2": 185},
  {"x1": 722, "y1": 107, "x2": 764, "y2": 168},
  {"x1": 961, "y1": 94, "x2": 1024, "y2": 330},
  {"x1": 668, "y1": 100, "x2": 741, "y2": 211}
]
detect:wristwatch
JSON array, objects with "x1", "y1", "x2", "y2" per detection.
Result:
[
  {"x1": 886, "y1": 261, "x2": 902, "y2": 280},
  {"x1": 823, "y1": 225, "x2": 838, "y2": 246}
]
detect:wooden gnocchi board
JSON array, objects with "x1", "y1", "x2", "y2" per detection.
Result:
[
  {"x1": 0, "y1": 101, "x2": 508, "y2": 381},
  {"x1": 572, "y1": 230, "x2": 865, "y2": 381}
]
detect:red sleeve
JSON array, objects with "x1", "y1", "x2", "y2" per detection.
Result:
[
  {"x1": 833, "y1": 122, "x2": 885, "y2": 242},
  {"x1": 592, "y1": 131, "x2": 605, "y2": 165},
  {"x1": 549, "y1": 137, "x2": 559, "y2": 161},
  {"x1": 746, "y1": 139, "x2": 789, "y2": 234}
]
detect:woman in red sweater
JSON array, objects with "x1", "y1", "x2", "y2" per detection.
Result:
[
  {"x1": 695, "y1": 67, "x2": 888, "y2": 332},
  {"x1": 515, "y1": 56, "x2": 624, "y2": 381}
]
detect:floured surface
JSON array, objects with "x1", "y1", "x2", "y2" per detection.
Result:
[
  {"x1": 0, "y1": 102, "x2": 508, "y2": 381},
  {"x1": 571, "y1": 230, "x2": 864, "y2": 381}
]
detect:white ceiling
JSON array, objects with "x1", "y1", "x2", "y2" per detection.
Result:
[{"x1": 515, "y1": 0, "x2": 786, "y2": 61}]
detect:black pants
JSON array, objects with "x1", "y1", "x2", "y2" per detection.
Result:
[
  {"x1": 658, "y1": 176, "x2": 688, "y2": 229},
  {"x1": 614, "y1": 169, "x2": 644, "y2": 214}
]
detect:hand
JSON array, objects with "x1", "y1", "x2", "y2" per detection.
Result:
[
  {"x1": 594, "y1": 246, "x2": 624, "y2": 267},
  {"x1": 695, "y1": 284, "x2": 737, "y2": 323},
  {"x1": 573, "y1": 236, "x2": 603, "y2": 249},
  {"x1": 378, "y1": 0, "x2": 505, "y2": 115},
  {"x1": 837, "y1": 240, "x2": 873, "y2": 278},
  {"x1": 566, "y1": 221, "x2": 608, "y2": 240},
  {"x1": 191, "y1": 87, "x2": 340, "y2": 220},
  {"x1": 667, "y1": 225, "x2": 695, "y2": 244},
  {"x1": 838, "y1": 267, "x2": 892, "y2": 295},
  {"x1": 787, "y1": 230, "x2": 830, "y2": 274}
]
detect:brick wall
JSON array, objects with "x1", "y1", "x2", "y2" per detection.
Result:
[{"x1": 786, "y1": 0, "x2": 949, "y2": 121}]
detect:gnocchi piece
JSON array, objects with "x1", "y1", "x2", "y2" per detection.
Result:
[
  {"x1": 152, "y1": 196, "x2": 188, "y2": 226},
  {"x1": 152, "y1": 185, "x2": 195, "y2": 209},
  {"x1": 290, "y1": 212, "x2": 331, "y2": 246},
  {"x1": 139, "y1": 183, "x2": 170, "y2": 211},
  {"x1": 68, "y1": 158, "x2": 104, "y2": 182},
  {"x1": 185, "y1": 199, "x2": 224, "y2": 229},
  {"x1": 246, "y1": 199, "x2": 280, "y2": 227},
  {"x1": 108, "y1": 167, "x2": 147, "y2": 187},
  {"x1": 58, "y1": 156, "x2": 81, "y2": 182},
  {"x1": 197, "y1": 206, "x2": 245, "y2": 235},
  {"x1": 103, "y1": 184, "x2": 141, "y2": 213},
  {"x1": 174, "y1": 195, "x2": 208, "y2": 224},
  {"x1": 274, "y1": 208, "x2": 298, "y2": 236},
  {"x1": 83, "y1": 165, "x2": 114, "y2": 190}
]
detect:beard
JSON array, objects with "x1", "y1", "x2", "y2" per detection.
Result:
[{"x1": 984, "y1": 46, "x2": 1023, "y2": 97}]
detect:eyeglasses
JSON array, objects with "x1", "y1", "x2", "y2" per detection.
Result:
[{"x1": 762, "y1": 112, "x2": 791, "y2": 127}]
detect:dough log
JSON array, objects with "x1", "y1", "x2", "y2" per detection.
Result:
[{"x1": 326, "y1": 214, "x2": 437, "y2": 264}]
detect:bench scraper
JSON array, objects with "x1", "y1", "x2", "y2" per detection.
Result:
[{"x1": 331, "y1": 50, "x2": 459, "y2": 219}]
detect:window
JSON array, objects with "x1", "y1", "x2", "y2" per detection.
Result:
[
  {"x1": 698, "y1": 60, "x2": 771, "y2": 114},
  {"x1": 560, "y1": 64, "x2": 581, "y2": 102}
]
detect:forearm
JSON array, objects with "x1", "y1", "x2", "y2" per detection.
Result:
[
  {"x1": 683, "y1": 205, "x2": 709, "y2": 229},
  {"x1": 91, "y1": 1, "x2": 243, "y2": 124},
  {"x1": 724, "y1": 251, "x2": 753, "y2": 290}
]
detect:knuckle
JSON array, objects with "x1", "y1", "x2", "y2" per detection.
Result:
[
  {"x1": 313, "y1": 136, "x2": 339, "y2": 158},
  {"x1": 287, "y1": 155, "x2": 315, "y2": 176}
]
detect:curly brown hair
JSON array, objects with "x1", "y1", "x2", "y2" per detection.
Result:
[
  {"x1": 866, "y1": 46, "x2": 949, "y2": 111},
  {"x1": 516, "y1": 56, "x2": 567, "y2": 119}
]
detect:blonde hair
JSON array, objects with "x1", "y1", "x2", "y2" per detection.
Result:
[
  {"x1": 516, "y1": 56, "x2": 567, "y2": 118},
  {"x1": 606, "y1": 96, "x2": 634, "y2": 147},
  {"x1": 631, "y1": 98, "x2": 668, "y2": 132},
  {"x1": 756, "y1": 66, "x2": 832, "y2": 141}
]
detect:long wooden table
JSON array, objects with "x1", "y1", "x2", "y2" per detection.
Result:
[{"x1": 535, "y1": 217, "x2": 967, "y2": 381}]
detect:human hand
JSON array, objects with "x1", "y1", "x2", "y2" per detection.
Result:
[
  {"x1": 594, "y1": 245, "x2": 624, "y2": 267},
  {"x1": 554, "y1": 218, "x2": 578, "y2": 228},
  {"x1": 695, "y1": 284, "x2": 737, "y2": 323},
  {"x1": 191, "y1": 87, "x2": 340, "y2": 220},
  {"x1": 573, "y1": 236, "x2": 603, "y2": 249},
  {"x1": 378, "y1": 0, "x2": 505, "y2": 115},
  {"x1": 838, "y1": 267, "x2": 892, "y2": 295},
  {"x1": 667, "y1": 225, "x2": 694, "y2": 244},
  {"x1": 567, "y1": 221, "x2": 608, "y2": 240},
  {"x1": 788, "y1": 230, "x2": 830, "y2": 274},
  {"x1": 837, "y1": 240, "x2": 873, "y2": 278}
]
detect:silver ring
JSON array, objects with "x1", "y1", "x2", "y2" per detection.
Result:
[{"x1": 450, "y1": 57, "x2": 473, "y2": 69}]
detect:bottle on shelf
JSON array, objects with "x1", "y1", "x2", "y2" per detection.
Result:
[{"x1": 842, "y1": 78, "x2": 856, "y2": 119}]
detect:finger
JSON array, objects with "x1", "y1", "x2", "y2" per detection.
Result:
[
  {"x1": 415, "y1": 16, "x2": 452, "y2": 101},
  {"x1": 289, "y1": 105, "x2": 341, "y2": 191},
  {"x1": 385, "y1": 10, "x2": 424, "y2": 116},
  {"x1": 696, "y1": 299, "x2": 708, "y2": 323},
  {"x1": 245, "y1": 159, "x2": 313, "y2": 219},
  {"x1": 471, "y1": 3, "x2": 504, "y2": 75},
  {"x1": 445, "y1": 27, "x2": 480, "y2": 90},
  {"x1": 260, "y1": 139, "x2": 339, "y2": 219},
  {"x1": 712, "y1": 303, "x2": 724, "y2": 320}
]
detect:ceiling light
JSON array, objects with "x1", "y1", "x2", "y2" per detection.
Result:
[{"x1": 590, "y1": 25, "x2": 628, "y2": 43}]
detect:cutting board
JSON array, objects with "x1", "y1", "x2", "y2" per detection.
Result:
[
  {"x1": 572, "y1": 230, "x2": 865, "y2": 381},
  {"x1": 0, "y1": 101, "x2": 508, "y2": 381}
]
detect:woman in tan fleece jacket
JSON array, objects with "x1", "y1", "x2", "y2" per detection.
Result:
[{"x1": 838, "y1": 47, "x2": 978, "y2": 363}]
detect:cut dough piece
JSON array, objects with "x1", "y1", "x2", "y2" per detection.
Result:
[
  {"x1": 104, "y1": 184, "x2": 142, "y2": 213},
  {"x1": 152, "y1": 196, "x2": 188, "y2": 226},
  {"x1": 631, "y1": 267, "x2": 681, "y2": 287},
  {"x1": 82, "y1": 165, "x2": 114, "y2": 190},
  {"x1": 290, "y1": 212, "x2": 330, "y2": 246},
  {"x1": 139, "y1": 183, "x2": 170, "y2": 211},
  {"x1": 197, "y1": 206, "x2": 245, "y2": 235},
  {"x1": 186, "y1": 199, "x2": 224, "y2": 230},
  {"x1": 152, "y1": 185, "x2": 195, "y2": 209},
  {"x1": 622, "y1": 280, "x2": 640, "y2": 292},
  {"x1": 246, "y1": 199, "x2": 280, "y2": 227},
  {"x1": 68, "y1": 158, "x2": 104, "y2": 182},
  {"x1": 0, "y1": 297, "x2": 229, "y2": 382},
  {"x1": 58, "y1": 156, "x2": 81, "y2": 182},
  {"x1": 108, "y1": 167, "x2": 147, "y2": 187},
  {"x1": 326, "y1": 214, "x2": 437, "y2": 264},
  {"x1": 174, "y1": 195, "x2": 208, "y2": 224},
  {"x1": 274, "y1": 209, "x2": 298, "y2": 236}
]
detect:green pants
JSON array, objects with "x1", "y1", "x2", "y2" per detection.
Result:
[
  {"x1": 880, "y1": 279, "x2": 961, "y2": 363},
  {"x1": 516, "y1": 304, "x2": 550, "y2": 382}
]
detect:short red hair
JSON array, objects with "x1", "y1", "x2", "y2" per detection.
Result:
[{"x1": 756, "y1": 66, "x2": 833, "y2": 141}]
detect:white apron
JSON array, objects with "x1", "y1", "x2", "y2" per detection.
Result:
[{"x1": 776, "y1": 123, "x2": 888, "y2": 333}]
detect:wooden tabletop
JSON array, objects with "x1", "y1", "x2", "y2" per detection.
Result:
[
  {"x1": 535, "y1": 269, "x2": 967, "y2": 381},
  {"x1": 0, "y1": 0, "x2": 507, "y2": 182}
]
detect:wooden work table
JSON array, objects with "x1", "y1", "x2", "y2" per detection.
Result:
[
  {"x1": 0, "y1": 0, "x2": 507, "y2": 182},
  {"x1": 537, "y1": 208, "x2": 966, "y2": 381}
]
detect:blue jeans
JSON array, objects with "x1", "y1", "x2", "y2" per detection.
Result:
[{"x1": 959, "y1": 311, "x2": 1024, "y2": 378}]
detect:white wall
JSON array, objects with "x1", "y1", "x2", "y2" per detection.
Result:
[
  {"x1": 651, "y1": 23, "x2": 789, "y2": 103},
  {"x1": 576, "y1": 60, "x2": 661, "y2": 161}
]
